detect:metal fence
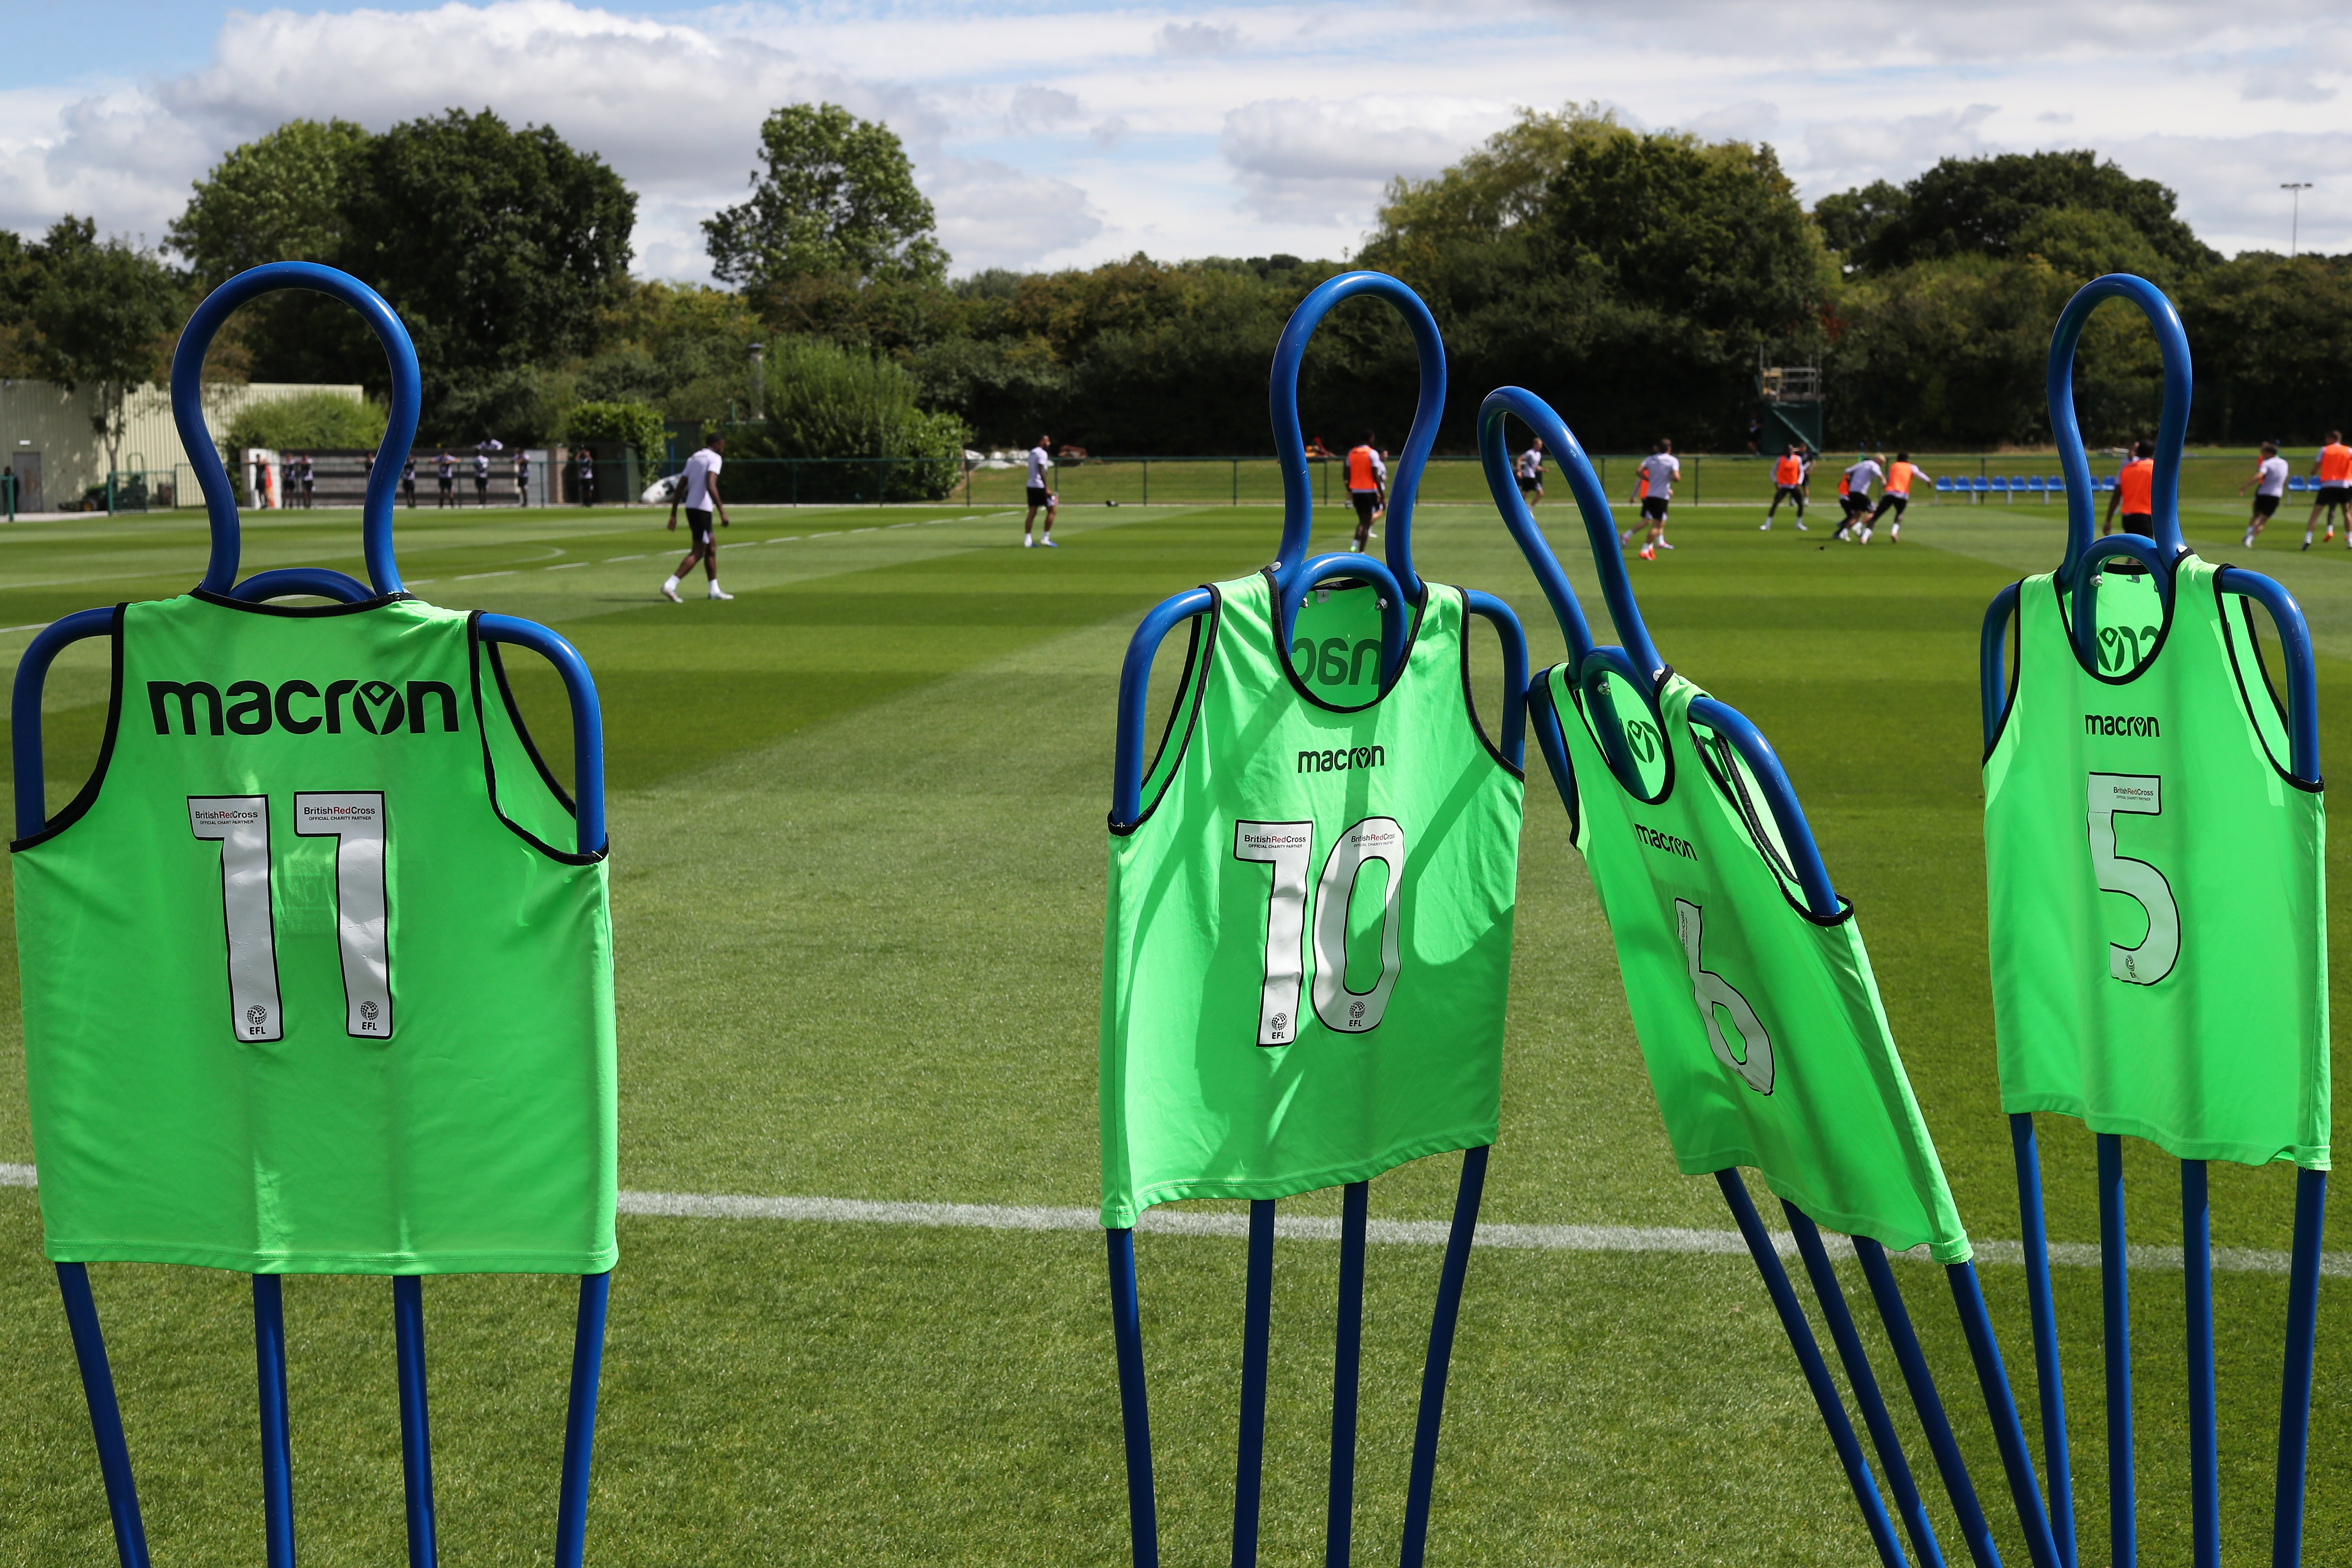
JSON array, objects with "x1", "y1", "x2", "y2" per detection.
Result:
[{"x1": 61, "y1": 449, "x2": 2306, "y2": 517}]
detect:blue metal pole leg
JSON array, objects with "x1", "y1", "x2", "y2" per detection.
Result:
[
  {"x1": 1851, "y1": 1239, "x2": 2025, "y2": 1568},
  {"x1": 2271, "y1": 1169, "x2": 2327, "y2": 1568},
  {"x1": 2009, "y1": 1114, "x2": 2075, "y2": 1568},
  {"x1": 2182, "y1": 1161, "x2": 2217, "y2": 1568},
  {"x1": 1327, "y1": 1181, "x2": 1368, "y2": 1568},
  {"x1": 552, "y1": 1271, "x2": 611, "y2": 1568},
  {"x1": 1944, "y1": 1260, "x2": 2067, "y2": 1568},
  {"x1": 393, "y1": 1276, "x2": 437, "y2": 1568},
  {"x1": 55, "y1": 1264, "x2": 151, "y2": 1568},
  {"x1": 1400, "y1": 1145, "x2": 1489, "y2": 1568},
  {"x1": 1717, "y1": 1171, "x2": 1905, "y2": 1568},
  {"x1": 2097, "y1": 1134, "x2": 2135, "y2": 1568},
  {"x1": 1234, "y1": 1200, "x2": 1275, "y2": 1568},
  {"x1": 253, "y1": 1274, "x2": 295, "y2": 1568},
  {"x1": 1108, "y1": 1229, "x2": 1160, "y2": 1568},
  {"x1": 1785, "y1": 1207, "x2": 1944, "y2": 1568}
]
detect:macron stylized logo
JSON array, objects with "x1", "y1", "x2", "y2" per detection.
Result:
[
  {"x1": 1633, "y1": 822, "x2": 1698, "y2": 860},
  {"x1": 2085, "y1": 713, "x2": 2160, "y2": 738},
  {"x1": 149, "y1": 678, "x2": 460, "y2": 737},
  {"x1": 1298, "y1": 745, "x2": 1386, "y2": 774}
]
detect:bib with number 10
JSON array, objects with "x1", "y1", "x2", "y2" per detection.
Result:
[
  {"x1": 1985, "y1": 557, "x2": 2328, "y2": 1168},
  {"x1": 12, "y1": 590, "x2": 616, "y2": 1273},
  {"x1": 1099, "y1": 571, "x2": 1523, "y2": 1227}
]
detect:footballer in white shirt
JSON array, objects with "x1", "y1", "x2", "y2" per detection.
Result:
[{"x1": 663, "y1": 433, "x2": 734, "y2": 601}]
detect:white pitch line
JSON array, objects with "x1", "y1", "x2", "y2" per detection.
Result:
[
  {"x1": 455, "y1": 571, "x2": 516, "y2": 580},
  {"x1": 610, "y1": 1189, "x2": 2347, "y2": 1277},
  {"x1": 0, "y1": 1166, "x2": 2329, "y2": 1277}
]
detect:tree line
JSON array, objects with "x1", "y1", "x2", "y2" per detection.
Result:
[{"x1": 0, "y1": 101, "x2": 2344, "y2": 468}]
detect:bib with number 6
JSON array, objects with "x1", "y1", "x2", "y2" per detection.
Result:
[
  {"x1": 1985, "y1": 558, "x2": 2327, "y2": 1168},
  {"x1": 1537, "y1": 667, "x2": 1970, "y2": 1261},
  {"x1": 12, "y1": 591, "x2": 616, "y2": 1273},
  {"x1": 1099, "y1": 571, "x2": 1523, "y2": 1228}
]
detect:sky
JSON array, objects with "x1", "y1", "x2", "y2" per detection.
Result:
[{"x1": 1, "y1": 0, "x2": 2346, "y2": 282}]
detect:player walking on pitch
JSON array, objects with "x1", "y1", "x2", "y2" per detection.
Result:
[
  {"x1": 2241, "y1": 442, "x2": 2288, "y2": 546},
  {"x1": 1514, "y1": 436, "x2": 1545, "y2": 505},
  {"x1": 2302, "y1": 430, "x2": 2352, "y2": 547},
  {"x1": 2103, "y1": 439, "x2": 2155, "y2": 536},
  {"x1": 1635, "y1": 439, "x2": 1679, "y2": 560},
  {"x1": 662, "y1": 433, "x2": 732, "y2": 601},
  {"x1": 1022, "y1": 435, "x2": 1058, "y2": 547},
  {"x1": 1859, "y1": 452, "x2": 1927, "y2": 542},
  {"x1": 1346, "y1": 431, "x2": 1388, "y2": 550},
  {"x1": 1761, "y1": 443, "x2": 1809, "y2": 530}
]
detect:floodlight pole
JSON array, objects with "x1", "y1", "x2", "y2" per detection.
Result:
[{"x1": 2281, "y1": 184, "x2": 2313, "y2": 258}]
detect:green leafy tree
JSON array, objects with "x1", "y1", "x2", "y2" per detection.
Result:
[
  {"x1": 704, "y1": 104, "x2": 948, "y2": 292},
  {"x1": 166, "y1": 119, "x2": 372, "y2": 285},
  {"x1": 341, "y1": 109, "x2": 635, "y2": 422},
  {"x1": 1822, "y1": 150, "x2": 2213, "y2": 277},
  {"x1": 22, "y1": 217, "x2": 186, "y2": 479},
  {"x1": 2180, "y1": 254, "x2": 2352, "y2": 443}
]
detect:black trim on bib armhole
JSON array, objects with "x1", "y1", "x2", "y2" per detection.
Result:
[
  {"x1": 1453, "y1": 586, "x2": 1523, "y2": 781},
  {"x1": 1112, "y1": 587, "x2": 1222, "y2": 838},
  {"x1": 466, "y1": 612, "x2": 605, "y2": 865},
  {"x1": 2214, "y1": 571, "x2": 2322, "y2": 792},
  {"x1": 10, "y1": 604, "x2": 127, "y2": 853},
  {"x1": 1270, "y1": 569, "x2": 1428, "y2": 715},
  {"x1": 1527, "y1": 670, "x2": 1580, "y2": 841},
  {"x1": 486, "y1": 640, "x2": 579, "y2": 813},
  {"x1": 189, "y1": 587, "x2": 414, "y2": 618},
  {"x1": 1984, "y1": 580, "x2": 2024, "y2": 763},
  {"x1": 2056, "y1": 565, "x2": 2177, "y2": 687},
  {"x1": 1687, "y1": 720, "x2": 1854, "y2": 924}
]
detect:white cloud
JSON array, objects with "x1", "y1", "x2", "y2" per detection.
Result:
[
  {"x1": 1, "y1": 0, "x2": 2348, "y2": 281},
  {"x1": 928, "y1": 157, "x2": 1104, "y2": 271},
  {"x1": 1682, "y1": 100, "x2": 1780, "y2": 142},
  {"x1": 1155, "y1": 22, "x2": 1241, "y2": 58},
  {"x1": 1008, "y1": 85, "x2": 1082, "y2": 128},
  {"x1": 1219, "y1": 97, "x2": 1513, "y2": 224}
]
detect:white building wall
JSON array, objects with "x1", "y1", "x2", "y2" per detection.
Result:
[{"x1": 0, "y1": 379, "x2": 365, "y2": 506}]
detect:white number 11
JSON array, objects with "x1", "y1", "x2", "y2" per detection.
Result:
[{"x1": 188, "y1": 792, "x2": 393, "y2": 1042}]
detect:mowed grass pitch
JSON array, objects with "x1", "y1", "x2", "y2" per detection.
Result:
[{"x1": 0, "y1": 492, "x2": 2346, "y2": 1564}]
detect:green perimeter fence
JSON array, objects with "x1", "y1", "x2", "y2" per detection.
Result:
[{"x1": 73, "y1": 450, "x2": 2318, "y2": 518}]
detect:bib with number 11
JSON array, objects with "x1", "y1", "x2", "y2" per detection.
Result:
[
  {"x1": 1099, "y1": 571, "x2": 1523, "y2": 1228},
  {"x1": 1984, "y1": 557, "x2": 2328, "y2": 1168},
  {"x1": 12, "y1": 590, "x2": 615, "y2": 1273}
]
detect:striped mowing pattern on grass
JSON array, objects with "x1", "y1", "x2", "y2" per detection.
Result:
[{"x1": 11, "y1": 1164, "x2": 2314, "y2": 1278}]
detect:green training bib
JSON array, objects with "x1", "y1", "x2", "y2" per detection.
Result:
[
  {"x1": 1984, "y1": 558, "x2": 2328, "y2": 1168},
  {"x1": 1099, "y1": 572, "x2": 1524, "y2": 1228},
  {"x1": 13, "y1": 590, "x2": 617, "y2": 1273},
  {"x1": 1539, "y1": 665, "x2": 1969, "y2": 1261}
]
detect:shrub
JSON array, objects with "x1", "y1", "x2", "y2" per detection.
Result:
[
  {"x1": 565, "y1": 399, "x2": 665, "y2": 462},
  {"x1": 223, "y1": 389, "x2": 387, "y2": 453}
]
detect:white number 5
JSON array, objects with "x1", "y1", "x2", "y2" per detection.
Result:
[{"x1": 2088, "y1": 772, "x2": 2179, "y2": 985}]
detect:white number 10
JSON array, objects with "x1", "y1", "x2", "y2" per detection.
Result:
[
  {"x1": 1235, "y1": 816, "x2": 1406, "y2": 1046},
  {"x1": 189, "y1": 792, "x2": 393, "y2": 1042}
]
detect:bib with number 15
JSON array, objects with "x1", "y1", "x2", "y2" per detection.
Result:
[{"x1": 1984, "y1": 556, "x2": 2328, "y2": 1169}]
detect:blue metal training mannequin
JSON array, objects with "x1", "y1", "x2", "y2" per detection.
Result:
[
  {"x1": 13, "y1": 261, "x2": 611, "y2": 1568},
  {"x1": 1486, "y1": 384, "x2": 2064, "y2": 1568}
]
